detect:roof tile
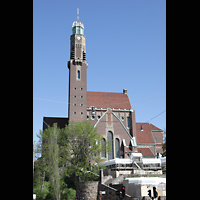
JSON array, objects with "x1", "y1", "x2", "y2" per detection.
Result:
[
  {"x1": 137, "y1": 148, "x2": 154, "y2": 158},
  {"x1": 87, "y1": 91, "x2": 131, "y2": 109},
  {"x1": 136, "y1": 123, "x2": 162, "y2": 144}
]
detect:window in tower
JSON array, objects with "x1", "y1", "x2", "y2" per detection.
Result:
[{"x1": 77, "y1": 70, "x2": 80, "y2": 79}]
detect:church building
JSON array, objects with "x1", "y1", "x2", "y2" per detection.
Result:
[{"x1": 43, "y1": 14, "x2": 163, "y2": 160}]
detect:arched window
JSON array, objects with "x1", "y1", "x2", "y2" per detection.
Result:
[
  {"x1": 101, "y1": 138, "x2": 106, "y2": 158},
  {"x1": 77, "y1": 70, "x2": 80, "y2": 79},
  {"x1": 115, "y1": 138, "x2": 120, "y2": 158},
  {"x1": 107, "y1": 131, "x2": 114, "y2": 160}
]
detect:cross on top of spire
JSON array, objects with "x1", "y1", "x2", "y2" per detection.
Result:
[
  {"x1": 72, "y1": 8, "x2": 84, "y2": 29},
  {"x1": 77, "y1": 8, "x2": 79, "y2": 21}
]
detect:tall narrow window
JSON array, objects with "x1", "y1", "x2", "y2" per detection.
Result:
[
  {"x1": 101, "y1": 138, "x2": 106, "y2": 158},
  {"x1": 107, "y1": 131, "x2": 114, "y2": 160},
  {"x1": 115, "y1": 138, "x2": 120, "y2": 158},
  {"x1": 77, "y1": 70, "x2": 80, "y2": 79},
  {"x1": 127, "y1": 117, "x2": 130, "y2": 128}
]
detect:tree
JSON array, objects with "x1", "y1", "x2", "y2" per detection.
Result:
[
  {"x1": 34, "y1": 120, "x2": 106, "y2": 199},
  {"x1": 66, "y1": 120, "x2": 104, "y2": 184},
  {"x1": 41, "y1": 123, "x2": 61, "y2": 200}
]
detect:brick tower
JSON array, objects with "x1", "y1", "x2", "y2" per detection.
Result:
[{"x1": 68, "y1": 10, "x2": 88, "y2": 122}]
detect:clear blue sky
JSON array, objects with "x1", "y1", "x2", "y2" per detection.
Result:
[{"x1": 33, "y1": 0, "x2": 166, "y2": 143}]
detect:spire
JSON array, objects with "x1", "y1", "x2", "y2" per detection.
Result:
[
  {"x1": 77, "y1": 8, "x2": 79, "y2": 21},
  {"x1": 72, "y1": 8, "x2": 84, "y2": 35}
]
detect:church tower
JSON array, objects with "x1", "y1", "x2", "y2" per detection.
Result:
[{"x1": 68, "y1": 9, "x2": 88, "y2": 122}]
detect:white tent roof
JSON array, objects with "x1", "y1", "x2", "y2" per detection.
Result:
[
  {"x1": 98, "y1": 157, "x2": 163, "y2": 167},
  {"x1": 125, "y1": 177, "x2": 166, "y2": 185},
  {"x1": 99, "y1": 158, "x2": 132, "y2": 167}
]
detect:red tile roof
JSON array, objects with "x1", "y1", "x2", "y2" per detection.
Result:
[
  {"x1": 87, "y1": 91, "x2": 131, "y2": 109},
  {"x1": 136, "y1": 123, "x2": 162, "y2": 144},
  {"x1": 137, "y1": 148, "x2": 154, "y2": 158}
]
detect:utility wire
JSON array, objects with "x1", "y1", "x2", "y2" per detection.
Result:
[
  {"x1": 139, "y1": 109, "x2": 166, "y2": 128},
  {"x1": 149, "y1": 110, "x2": 166, "y2": 122},
  {"x1": 33, "y1": 95, "x2": 165, "y2": 107},
  {"x1": 33, "y1": 97, "x2": 68, "y2": 104}
]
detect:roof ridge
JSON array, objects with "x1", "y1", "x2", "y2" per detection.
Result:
[
  {"x1": 136, "y1": 122, "x2": 162, "y2": 130},
  {"x1": 87, "y1": 91, "x2": 124, "y2": 94}
]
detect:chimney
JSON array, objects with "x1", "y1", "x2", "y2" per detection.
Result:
[{"x1": 123, "y1": 89, "x2": 127, "y2": 94}]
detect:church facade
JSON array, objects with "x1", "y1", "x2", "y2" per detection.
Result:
[{"x1": 43, "y1": 15, "x2": 163, "y2": 160}]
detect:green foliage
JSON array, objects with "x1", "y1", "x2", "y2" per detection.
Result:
[
  {"x1": 34, "y1": 120, "x2": 107, "y2": 199},
  {"x1": 66, "y1": 120, "x2": 103, "y2": 182},
  {"x1": 33, "y1": 180, "x2": 49, "y2": 200},
  {"x1": 60, "y1": 181, "x2": 76, "y2": 200}
]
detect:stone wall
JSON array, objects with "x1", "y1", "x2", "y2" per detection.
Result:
[{"x1": 76, "y1": 181, "x2": 99, "y2": 200}]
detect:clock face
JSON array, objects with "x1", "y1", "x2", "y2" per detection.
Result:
[{"x1": 77, "y1": 36, "x2": 81, "y2": 41}]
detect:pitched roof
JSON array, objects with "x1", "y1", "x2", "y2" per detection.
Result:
[
  {"x1": 137, "y1": 148, "x2": 155, "y2": 158},
  {"x1": 136, "y1": 123, "x2": 162, "y2": 144},
  {"x1": 87, "y1": 91, "x2": 131, "y2": 109}
]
